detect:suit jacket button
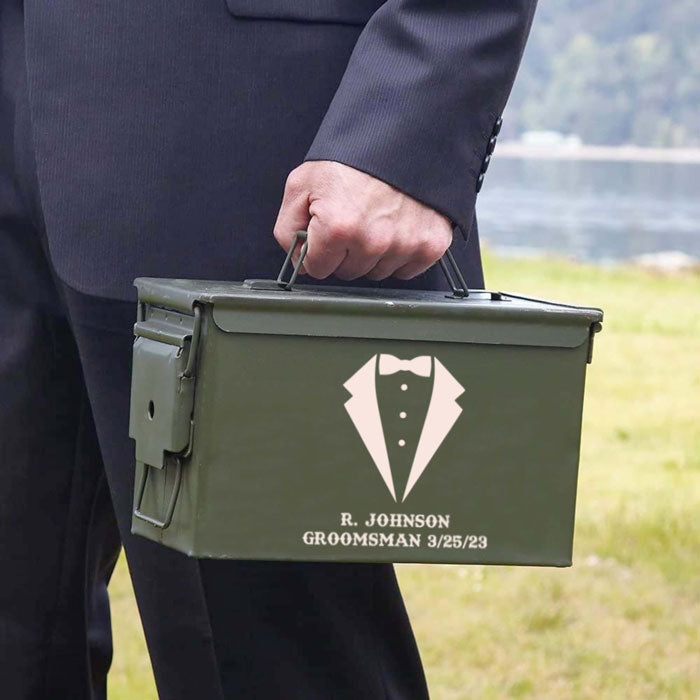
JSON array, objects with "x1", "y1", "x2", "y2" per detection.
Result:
[
  {"x1": 492, "y1": 117, "x2": 503, "y2": 136},
  {"x1": 486, "y1": 135, "x2": 498, "y2": 155},
  {"x1": 481, "y1": 155, "x2": 491, "y2": 174},
  {"x1": 476, "y1": 172, "x2": 485, "y2": 193}
]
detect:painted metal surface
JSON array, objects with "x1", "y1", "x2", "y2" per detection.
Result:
[{"x1": 129, "y1": 277, "x2": 602, "y2": 566}]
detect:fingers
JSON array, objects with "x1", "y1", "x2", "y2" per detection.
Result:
[
  {"x1": 273, "y1": 161, "x2": 454, "y2": 282},
  {"x1": 365, "y1": 233, "x2": 450, "y2": 281},
  {"x1": 295, "y1": 213, "x2": 451, "y2": 282},
  {"x1": 273, "y1": 169, "x2": 311, "y2": 271},
  {"x1": 302, "y1": 215, "x2": 350, "y2": 279},
  {"x1": 308, "y1": 227, "x2": 448, "y2": 282},
  {"x1": 390, "y1": 235, "x2": 451, "y2": 280},
  {"x1": 330, "y1": 226, "x2": 389, "y2": 281}
]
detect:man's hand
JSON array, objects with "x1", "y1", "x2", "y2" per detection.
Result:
[{"x1": 273, "y1": 161, "x2": 453, "y2": 281}]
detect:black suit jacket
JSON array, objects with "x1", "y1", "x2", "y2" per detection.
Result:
[{"x1": 24, "y1": 0, "x2": 536, "y2": 300}]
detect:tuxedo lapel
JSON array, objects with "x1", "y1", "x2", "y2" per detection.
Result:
[
  {"x1": 343, "y1": 355, "x2": 396, "y2": 501},
  {"x1": 402, "y1": 358, "x2": 464, "y2": 501}
]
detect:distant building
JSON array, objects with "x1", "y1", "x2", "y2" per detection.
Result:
[{"x1": 520, "y1": 130, "x2": 583, "y2": 148}]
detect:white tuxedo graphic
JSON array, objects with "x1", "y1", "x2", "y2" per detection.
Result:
[{"x1": 344, "y1": 354, "x2": 465, "y2": 502}]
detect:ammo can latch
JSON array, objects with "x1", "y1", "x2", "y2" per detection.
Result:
[{"x1": 128, "y1": 304, "x2": 202, "y2": 528}]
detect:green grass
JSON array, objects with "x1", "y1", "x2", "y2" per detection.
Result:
[{"x1": 108, "y1": 254, "x2": 700, "y2": 699}]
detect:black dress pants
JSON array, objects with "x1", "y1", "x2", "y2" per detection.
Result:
[{"x1": 0, "y1": 2, "x2": 428, "y2": 698}]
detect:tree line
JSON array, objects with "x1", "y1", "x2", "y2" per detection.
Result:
[{"x1": 504, "y1": 0, "x2": 699, "y2": 147}]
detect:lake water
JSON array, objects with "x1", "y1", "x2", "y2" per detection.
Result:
[{"x1": 475, "y1": 157, "x2": 700, "y2": 263}]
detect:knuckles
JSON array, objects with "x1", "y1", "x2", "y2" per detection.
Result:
[
  {"x1": 323, "y1": 216, "x2": 361, "y2": 242},
  {"x1": 360, "y1": 231, "x2": 393, "y2": 258},
  {"x1": 284, "y1": 168, "x2": 307, "y2": 196}
]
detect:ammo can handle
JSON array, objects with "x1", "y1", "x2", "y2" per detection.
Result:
[
  {"x1": 277, "y1": 231, "x2": 309, "y2": 290},
  {"x1": 278, "y1": 230, "x2": 469, "y2": 297}
]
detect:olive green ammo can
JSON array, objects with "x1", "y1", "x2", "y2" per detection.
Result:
[{"x1": 129, "y1": 254, "x2": 602, "y2": 567}]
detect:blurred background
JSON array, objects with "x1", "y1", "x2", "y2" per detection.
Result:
[
  {"x1": 482, "y1": 0, "x2": 700, "y2": 267},
  {"x1": 109, "y1": 2, "x2": 699, "y2": 697}
]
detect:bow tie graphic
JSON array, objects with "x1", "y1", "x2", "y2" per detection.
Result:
[{"x1": 378, "y1": 354, "x2": 432, "y2": 377}]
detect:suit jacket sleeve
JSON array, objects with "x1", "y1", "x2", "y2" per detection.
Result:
[{"x1": 303, "y1": 0, "x2": 538, "y2": 238}]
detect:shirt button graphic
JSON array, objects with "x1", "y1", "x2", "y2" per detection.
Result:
[
  {"x1": 398, "y1": 439, "x2": 406, "y2": 447},
  {"x1": 401, "y1": 383, "x2": 408, "y2": 391},
  {"x1": 400, "y1": 411, "x2": 407, "y2": 419}
]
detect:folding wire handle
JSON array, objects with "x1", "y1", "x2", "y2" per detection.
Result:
[
  {"x1": 133, "y1": 457, "x2": 183, "y2": 529},
  {"x1": 277, "y1": 230, "x2": 469, "y2": 297},
  {"x1": 438, "y1": 249, "x2": 469, "y2": 298},
  {"x1": 277, "y1": 231, "x2": 309, "y2": 290}
]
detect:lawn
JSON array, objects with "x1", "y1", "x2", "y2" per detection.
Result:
[{"x1": 108, "y1": 253, "x2": 700, "y2": 699}]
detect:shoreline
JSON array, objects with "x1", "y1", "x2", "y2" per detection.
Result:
[
  {"x1": 495, "y1": 142, "x2": 700, "y2": 164},
  {"x1": 482, "y1": 244, "x2": 699, "y2": 273}
]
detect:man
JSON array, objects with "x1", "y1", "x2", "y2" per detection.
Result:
[{"x1": 0, "y1": 0, "x2": 536, "y2": 697}]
